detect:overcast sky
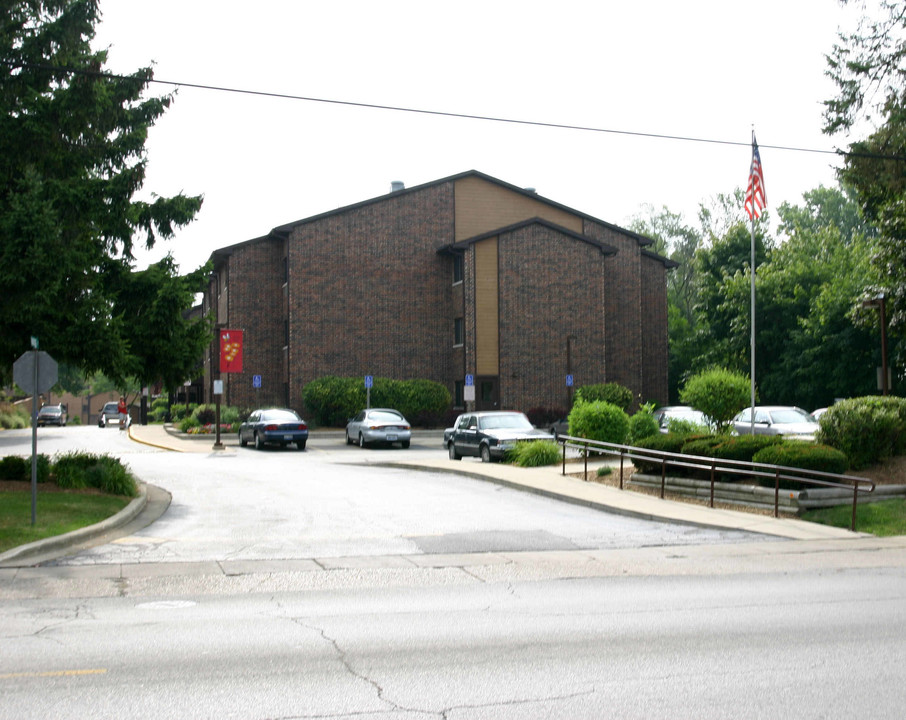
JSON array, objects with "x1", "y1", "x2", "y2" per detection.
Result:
[{"x1": 92, "y1": 0, "x2": 865, "y2": 274}]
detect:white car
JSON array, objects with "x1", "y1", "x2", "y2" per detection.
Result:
[
  {"x1": 732, "y1": 406, "x2": 818, "y2": 440},
  {"x1": 346, "y1": 408, "x2": 412, "y2": 449}
]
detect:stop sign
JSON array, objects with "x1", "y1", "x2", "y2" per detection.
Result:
[{"x1": 13, "y1": 351, "x2": 58, "y2": 395}]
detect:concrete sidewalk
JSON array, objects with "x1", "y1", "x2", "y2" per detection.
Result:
[{"x1": 127, "y1": 423, "x2": 857, "y2": 541}]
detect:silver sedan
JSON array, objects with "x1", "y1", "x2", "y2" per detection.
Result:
[{"x1": 345, "y1": 408, "x2": 412, "y2": 449}]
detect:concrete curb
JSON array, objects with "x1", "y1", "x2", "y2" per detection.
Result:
[{"x1": 0, "y1": 483, "x2": 148, "y2": 566}]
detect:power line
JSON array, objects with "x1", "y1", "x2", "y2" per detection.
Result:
[{"x1": 5, "y1": 59, "x2": 905, "y2": 161}]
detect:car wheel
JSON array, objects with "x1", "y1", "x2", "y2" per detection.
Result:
[
  {"x1": 255, "y1": 432, "x2": 264, "y2": 450},
  {"x1": 401, "y1": 440, "x2": 410, "y2": 449},
  {"x1": 239, "y1": 432, "x2": 247, "y2": 447},
  {"x1": 449, "y1": 442, "x2": 461, "y2": 461},
  {"x1": 358, "y1": 433, "x2": 368, "y2": 448},
  {"x1": 345, "y1": 431, "x2": 354, "y2": 445},
  {"x1": 297, "y1": 440, "x2": 306, "y2": 450},
  {"x1": 480, "y1": 444, "x2": 492, "y2": 463}
]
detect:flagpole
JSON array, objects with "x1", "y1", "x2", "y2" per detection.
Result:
[{"x1": 749, "y1": 197, "x2": 756, "y2": 436}]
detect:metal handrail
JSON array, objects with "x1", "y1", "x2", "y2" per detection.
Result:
[{"x1": 557, "y1": 434, "x2": 875, "y2": 532}]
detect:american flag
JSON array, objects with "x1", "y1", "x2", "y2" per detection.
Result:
[{"x1": 744, "y1": 136, "x2": 766, "y2": 220}]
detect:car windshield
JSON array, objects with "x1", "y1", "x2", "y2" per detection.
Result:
[
  {"x1": 261, "y1": 410, "x2": 301, "y2": 423},
  {"x1": 771, "y1": 408, "x2": 815, "y2": 424},
  {"x1": 479, "y1": 414, "x2": 532, "y2": 430},
  {"x1": 40, "y1": 407, "x2": 60, "y2": 414},
  {"x1": 368, "y1": 411, "x2": 404, "y2": 423}
]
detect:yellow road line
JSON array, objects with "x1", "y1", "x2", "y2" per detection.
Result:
[{"x1": 0, "y1": 668, "x2": 108, "y2": 679}]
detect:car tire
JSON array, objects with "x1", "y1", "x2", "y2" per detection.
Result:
[
  {"x1": 345, "y1": 431, "x2": 354, "y2": 445},
  {"x1": 255, "y1": 432, "x2": 264, "y2": 450},
  {"x1": 480, "y1": 444, "x2": 492, "y2": 463},
  {"x1": 359, "y1": 433, "x2": 368, "y2": 448},
  {"x1": 297, "y1": 440, "x2": 306, "y2": 450},
  {"x1": 239, "y1": 433, "x2": 247, "y2": 448},
  {"x1": 449, "y1": 443, "x2": 461, "y2": 461},
  {"x1": 401, "y1": 440, "x2": 410, "y2": 449}
]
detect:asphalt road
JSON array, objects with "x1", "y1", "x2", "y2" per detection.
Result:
[{"x1": 2, "y1": 425, "x2": 905, "y2": 718}]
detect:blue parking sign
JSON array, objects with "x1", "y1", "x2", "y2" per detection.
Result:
[
  {"x1": 465, "y1": 374, "x2": 474, "y2": 386},
  {"x1": 365, "y1": 375, "x2": 373, "y2": 388},
  {"x1": 252, "y1": 374, "x2": 262, "y2": 388},
  {"x1": 566, "y1": 374, "x2": 574, "y2": 387}
]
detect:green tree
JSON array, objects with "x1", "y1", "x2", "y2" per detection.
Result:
[
  {"x1": 113, "y1": 256, "x2": 212, "y2": 392},
  {"x1": 0, "y1": 0, "x2": 203, "y2": 382},
  {"x1": 679, "y1": 367, "x2": 750, "y2": 433},
  {"x1": 824, "y1": 0, "x2": 906, "y2": 366}
]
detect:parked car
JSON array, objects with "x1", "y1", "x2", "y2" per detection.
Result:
[
  {"x1": 812, "y1": 407, "x2": 829, "y2": 421},
  {"x1": 448, "y1": 411, "x2": 554, "y2": 463},
  {"x1": 239, "y1": 408, "x2": 308, "y2": 450},
  {"x1": 443, "y1": 414, "x2": 464, "y2": 449},
  {"x1": 652, "y1": 405, "x2": 712, "y2": 433},
  {"x1": 37, "y1": 404, "x2": 67, "y2": 427},
  {"x1": 547, "y1": 418, "x2": 570, "y2": 439},
  {"x1": 732, "y1": 406, "x2": 818, "y2": 440},
  {"x1": 346, "y1": 408, "x2": 411, "y2": 448},
  {"x1": 98, "y1": 401, "x2": 121, "y2": 428}
]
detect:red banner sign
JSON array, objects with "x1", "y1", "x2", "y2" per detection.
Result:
[{"x1": 220, "y1": 329, "x2": 243, "y2": 373}]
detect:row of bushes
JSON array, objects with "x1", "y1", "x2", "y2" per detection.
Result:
[
  {"x1": 302, "y1": 376, "x2": 451, "y2": 428},
  {"x1": 634, "y1": 432, "x2": 849, "y2": 477},
  {"x1": 0, "y1": 452, "x2": 138, "y2": 496}
]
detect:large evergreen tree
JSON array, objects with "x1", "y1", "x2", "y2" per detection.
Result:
[{"x1": 0, "y1": 0, "x2": 206, "y2": 386}]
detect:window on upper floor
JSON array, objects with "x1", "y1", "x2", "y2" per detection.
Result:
[
  {"x1": 453, "y1": 254, "x2": 463, "y2": 284},
  {"x1": 454, "y1": 317, "x2": 464, "y2": 346}
]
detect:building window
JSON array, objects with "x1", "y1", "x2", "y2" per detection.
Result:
[
  {"x1": 454, "y1": 317, "x2": 464, "y2": 346},
  {"x1": 453, "y1": 254, "x2": 463, "y2": 284},
  {"x1": 454, "y1": 380, "x2": 464, "y2": 407}
]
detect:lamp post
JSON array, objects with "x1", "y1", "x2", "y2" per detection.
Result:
[{"x1": 862, "y1": 294, "x2": 889, "y2": 396}]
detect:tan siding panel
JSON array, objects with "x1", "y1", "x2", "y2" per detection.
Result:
[
  {"x1": 475, "y1": 238, "x2": 499, "y2": 375},
  {"x1": 454, "y1": 176, "x2": 582, "y2": 241}
]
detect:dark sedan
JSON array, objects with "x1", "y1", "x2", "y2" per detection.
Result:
[
  {"x1": 37, "y1": 404, "x2": 67, "y2": 426},
  {"x1": 448, "y1": 411, "x2": 554, "y2": 463},
  {"x1": 239, "y1": 408, "x2": 308, "y2": 450}
]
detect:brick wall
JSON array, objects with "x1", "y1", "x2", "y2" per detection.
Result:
[
  {"x1": 286, "y1": 182, "x2": 456, "y2": 411},
  {"x1": 496, "y1": 224, "x2": 607, "y2": 412}
]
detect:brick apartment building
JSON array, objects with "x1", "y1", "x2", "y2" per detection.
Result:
[{"x1": 201, "y1": 170, "x2": 674, "y2": 417}]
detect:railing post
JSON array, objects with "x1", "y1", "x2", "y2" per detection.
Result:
[
  {"x1": 561, "y1": 439, "x2": 566, "y2": 476},
  {"x1": 710, "y1": 462, "x2": 715, "y2": 508},
  {"x1": 851, "y1": 483, "x2": 859, "y2": 532},
  {"x1": 774, "y1": 469, "x2": 780, "y2": 518},
  {"x1": 619, "y1": 448, "x2": 625, "y2": 490},
  {"x1": 584, "y1": 442, "x2": 588, "y2": 481},
  {"x1": 660, "y1": 458, "x2": 666, "y2": 499}
]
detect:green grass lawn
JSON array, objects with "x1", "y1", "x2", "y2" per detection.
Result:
[
  {"x1": 801, "y1": 499, "x2": 906, "y2": 536},
  {"x1": 0, "y1": 491, "x2": 131, "y2": 554}
]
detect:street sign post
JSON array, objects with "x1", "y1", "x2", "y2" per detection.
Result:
[{"x1": 13, "y1": 349, "x2": 59, "y2": 526}]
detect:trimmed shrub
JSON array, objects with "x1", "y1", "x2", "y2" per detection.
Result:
[
  {"x1": 633, "y1": 432, "x2": 690, "y2": 472},
  {"x1": 575, "y1": 383, "x2": 633, "y2": 411},
  {"x1": 179, "y1": 415, "x2": 200, "y2": 433},
  {"x1": 567, "y1": 400, "x2": 630, "y2": 445},
  {"x1": 0, "y1": 455, "x2": 28, "y2": 480},
  {"x1": 701, "y1": 435, "x2": 785, "y2": 463},
  {"x1": 679, "y1": 368, "x2": 750, "y2": 432},
  {"x1": 816, "y1": 396, "x2": 906, "y2": 469},
  {"x1": 628, "y1": 408, "x2": 659, "y2": 444},
  {"x1": 508, "y1": 440, "x2": 561, "y2": 467},
  {"x1": 53, "y1": 452, "x2": 137, "y2": 496},
  {"x1": 752, "y1": 443, "x2": 848, "y2": 476}
]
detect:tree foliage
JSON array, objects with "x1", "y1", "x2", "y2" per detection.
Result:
[
  {"x1": 679, "y1": 367, "x2": 750, "y2": 433},
  {"x1": 0, "y1": 0, "x2": 205, "y2": 385},
  {"x1": 824, "y1": 0, "x2": 906, "y2": 364}
]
